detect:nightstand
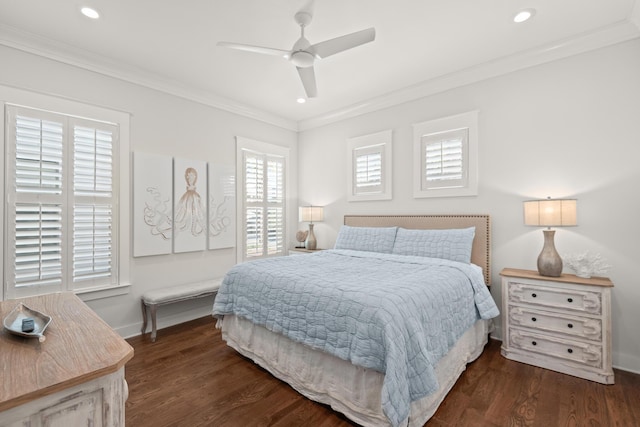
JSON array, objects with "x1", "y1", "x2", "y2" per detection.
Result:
[
  {"x1": 288, "y1": 247, "x2": 325, "y2": 255},
  {"x1": 500, "y1": 268, "x2": 614, "y2": 384}
]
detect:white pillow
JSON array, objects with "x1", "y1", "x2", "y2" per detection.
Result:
[
  {"x1": 391, "y1": 227, "x2": 475, "y2": 263},
  {"x1": 334, "y1": 225, "x2": 398, "y2": 253}
]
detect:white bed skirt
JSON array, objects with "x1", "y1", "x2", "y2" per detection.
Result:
[{"x1": 219, "y1": 315, "x2": 490, "y2": 427}]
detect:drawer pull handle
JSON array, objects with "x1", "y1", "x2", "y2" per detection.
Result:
[
  {"x1": 531, "y1": 317, "x2": 537, "y2": 322},
  {"x1": 567, "y1": 323, "x2": 574, "y2": 328},
  {"x1": 567, "y1": 297, "x2": 573, "y2": 303},
  {"x1": 567, "y1": 348, "x2": 573, "y2": 354},
  {"x1": 532, "y1": 293, "x2": 537, "y2": 298},
  {"x1": 532, "y1": 341, "x2": 537, "y2": 346}
]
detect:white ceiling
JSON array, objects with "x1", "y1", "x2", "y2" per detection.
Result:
[{"x1": 0, "y1": 0, "x2": 638, "y2": 130}]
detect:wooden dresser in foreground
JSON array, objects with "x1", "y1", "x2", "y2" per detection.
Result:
[
  {"x1": 0, "y1": 292, "x2": 134, "y2": 426},
  {"x1": 500, "y1": 268, "x2": 614, "y2": 384}
]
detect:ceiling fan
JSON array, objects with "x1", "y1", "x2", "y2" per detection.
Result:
[{"x1": 217, "y1": 0, "x2": 375, "y2": 98}]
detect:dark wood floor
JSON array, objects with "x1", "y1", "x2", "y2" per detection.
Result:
[{"x1": 125, "y1": 316, "x2": 640, "y2": 427}]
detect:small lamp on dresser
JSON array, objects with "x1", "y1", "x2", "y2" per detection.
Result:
[
  {"x1": 299, "y1": 206, "x2": 324, "y2": 250},
  {"x1": 523, "y1": 197, "x2": 577, "y2": 277}
]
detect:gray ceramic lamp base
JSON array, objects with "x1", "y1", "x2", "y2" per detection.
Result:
[
  {"x1": 537, "y1": 229, "x2": 563, "y2": 277},
  {"x1": 305, "y1": 223, "x2": 317, "y2": 250}
]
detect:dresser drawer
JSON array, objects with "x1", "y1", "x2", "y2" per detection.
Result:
[
  {"x1": 507, "y1": 305, "x2": 602, "y2": 341},
  {"x1": 508, "y1": 328, "x2": 603, "y2": 368},
  {"x1": 507, "y1": 281, "x2": 601, "y2": 315}
]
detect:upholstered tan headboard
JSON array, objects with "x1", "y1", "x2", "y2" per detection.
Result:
[{"x1": 344, "y1": 214, "x2": 491, "y2": 286}]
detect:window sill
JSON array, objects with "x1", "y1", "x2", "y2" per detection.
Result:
[
  {"x1": 413, "y1": 186, "x2": 478, "y2": 198},
  {"x1": 76, "y1": 283, "x2": 131, "y2": 302}
]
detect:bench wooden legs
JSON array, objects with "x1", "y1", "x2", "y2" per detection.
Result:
[
  {"x1": 149, "y1": 305, "x2": 158, "y2": 342},
  {"x1": 141, "y1": 299, "x2": 148, "y2": 335},
  {"x1": 140, "y1": 301, "x2": 159, "y2": 342}
]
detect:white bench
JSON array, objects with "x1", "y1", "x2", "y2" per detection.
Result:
[{"x1": 141, "y1": 278, "x2": 222, "y2": 342}]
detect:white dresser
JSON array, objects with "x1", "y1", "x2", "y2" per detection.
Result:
[{"x1": 500, "y1": 268, "x2": 614, "y2": 384}]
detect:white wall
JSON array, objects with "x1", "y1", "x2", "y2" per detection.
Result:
[
  {"x1": 0, "y1": 45, "x2": 298, "y2": 338},
  {"x1": 1, "y1": 36, "x2": 638, "y2": 373},
  {"x1": 298, "y1": 39, "x2": 640, "y2": 373}
]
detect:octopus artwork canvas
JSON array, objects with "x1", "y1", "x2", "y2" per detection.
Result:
[
  {"x1": 173, "y1": 157, "x2": 208, "y2": 253},
  {"x1": 208, "y1": 163, "x2": 236, "y2": 250},
  {"x1": 132, "y1": 152, "x2": 173, "y2": 257}
]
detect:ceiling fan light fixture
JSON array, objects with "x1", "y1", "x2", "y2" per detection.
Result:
[
  {"x1": 513, "y1": 8, "x2": 536, "y2": 23},
  {"x1": 81, "y1": 7, "x2": 100, "y2": 19},
  {"x1": 296, "y1": 97, "x2": 306, "y2": 104},
  {"x1": 290, "y1": 51, "x2": 315, "y2": 68}
]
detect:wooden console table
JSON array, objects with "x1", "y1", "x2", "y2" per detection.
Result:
[{"x1": 0, "y1": 292, "x2": 134, "y2": 426}]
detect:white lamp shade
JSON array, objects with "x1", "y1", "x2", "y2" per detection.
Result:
[
  {"x1": 299, "y1": 206, "x2": 324, "y2": 223},
  {"x1": 524, "y1": 199, "x2": 577, "y2": 227}
]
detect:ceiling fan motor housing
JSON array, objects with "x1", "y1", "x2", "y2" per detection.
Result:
[{"x1": 291, "y1": 36, "x2": 315, "y2": 68}]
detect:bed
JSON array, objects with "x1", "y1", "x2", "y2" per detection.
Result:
[{"x1": 212, "y1": 215, "x2": 499, "y2": 427}]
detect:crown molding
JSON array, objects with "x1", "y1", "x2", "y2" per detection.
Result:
[
  {"x1": 0, "y1": 24, "x2": 298, "y2": 132},
  {"x1": 298, "y1": 19, "x2": 640, "y2": 131}
]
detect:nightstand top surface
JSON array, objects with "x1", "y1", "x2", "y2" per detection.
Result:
[{"x1": 500, "y1": 268, "x2": 613, "y2": 287}]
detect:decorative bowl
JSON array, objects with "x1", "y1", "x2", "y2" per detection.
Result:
[{"x1": 3, "y1": 303, "x2": 51, "y2": 342}]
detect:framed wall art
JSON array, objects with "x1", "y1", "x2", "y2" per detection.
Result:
[
  {"x1": 173, "y1": 157, "x2": 207, "y2": 253},
  {"x1": 132, "y1": 152, "x2": 173, "y2": 257}
]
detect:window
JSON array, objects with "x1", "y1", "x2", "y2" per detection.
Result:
[
  {"x1": 5, "y1": 106, "x2": 118, "y2": 298},
  {"x1": 413, "y1": 111, "x2": 478, "y2": 198},
  {"x1": 347, "y1": 130, "x2": 392, "y2": 201},
  {"x1": 2, "y1": 88, "x2": 130, "y2": 301},
  {"x1": 236, "y1": 137, "x2": 288, "y2": 261}
]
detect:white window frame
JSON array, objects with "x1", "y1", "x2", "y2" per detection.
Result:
[
  {"x1": 413, "y1": 111, "x2": 478, "y2": 198},
  {"x1": 347, "y1": 130, "x2": 392, "y2": 202},
  {"x1": 1, "y1": 86, "x2": 131, "y2": 301},
  {"x1": 236, "y1": 136, "x2": 289, "y2": 262}
]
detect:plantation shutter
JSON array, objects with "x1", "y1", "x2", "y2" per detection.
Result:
[
  {"x1": 243, "y1": 150, "x2": 285, "y2": 259},
  {"x1": 72, "y1": 120, "x2": 117, "y2": 288},
  {"x1": 421, "y1": 128, "x2": 468, "y2": 190},
  {"x1": 266, "y1": 157, "x2": 284, "y2": 255},
  {"x1": 14, "y1": 115, "x2": 64, "y2": 194},
  {"x1": 8, "y1": 110, "x2": 65, "y2": 296},
  {"x1": 244, "y1": 153, "x2": 264, "y2": 258},
  {"x1": 353, "y1": 145, "x2": 383, "y2": 195},
  {"x1": 73, "y1": 125, "x2": 113, "y2": 197},
  {"x1": 13, "y1": 203, "x2": 64, "y2": 290}
]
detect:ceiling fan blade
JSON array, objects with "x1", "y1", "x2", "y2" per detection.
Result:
[
  {"x1": 311, "y1": 27, "x2": 375, "y2": 59},
  {"x1": 297, "y1": 66, "x2": 317, "y2": 98},
  {"x1": 217, "y1": 41, "x2": 289, "y2": 58}
]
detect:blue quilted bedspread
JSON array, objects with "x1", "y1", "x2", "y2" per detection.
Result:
[{"x1": 212, "y1": 249, "x2": 499, "y2": 426}]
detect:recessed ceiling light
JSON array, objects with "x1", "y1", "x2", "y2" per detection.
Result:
[
  {"x1": 296, "y1": 98, "x2": 306, "y2": 104},
  {"x1": 81, "y1": 7, "x2": 100, "y2": 19},
  {"x1": 513, "y1": 8, "x2": 535, "y2": 23}
]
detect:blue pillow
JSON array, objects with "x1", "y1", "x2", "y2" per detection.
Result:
[
  {"x1": 334, "y1": 226, "x2": 398, "y2": 253},
  {"x1": 391, "y1": 227, "x2": 475, "y2": 263}
]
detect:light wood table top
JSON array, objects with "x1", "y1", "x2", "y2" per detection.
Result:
[
  {"x1": 500, "y1": 268, "x2": 613, "y2": 287},
  {"x1": 0, "y1": 292, "x2": 134, "y2": 412}
]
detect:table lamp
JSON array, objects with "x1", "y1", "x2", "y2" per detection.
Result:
[
  {"x1": 299, "y1": 206, "x2": 324, "y2": 250},
  {"x1": 523, "y1": 197, "x2": 577, "y2": 277}
]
